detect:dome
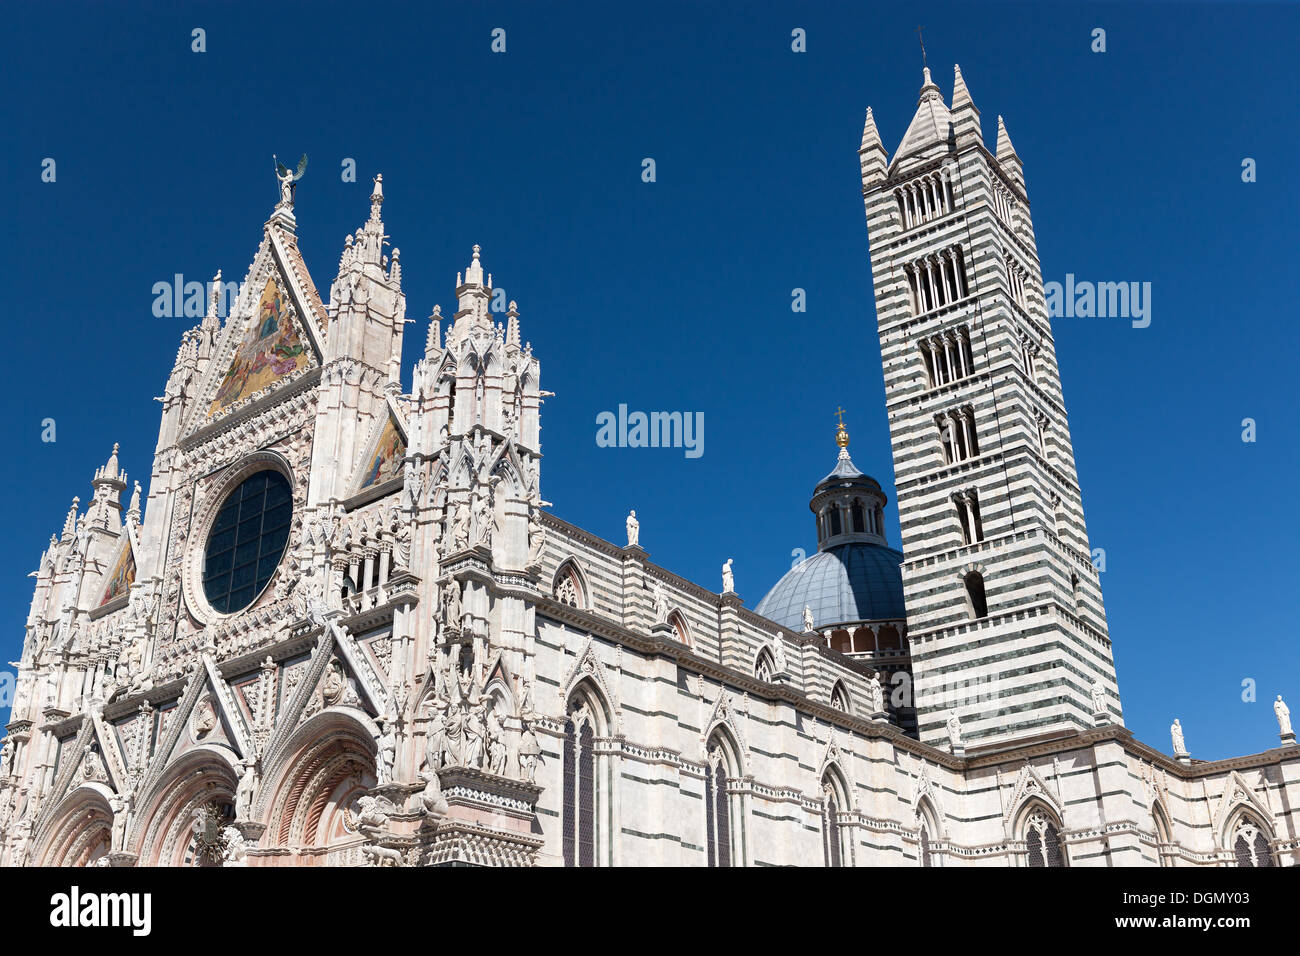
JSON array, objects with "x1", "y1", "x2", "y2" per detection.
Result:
[
  {"x1": 755, "y1": 414, "x2": 907, "y2": 633},
  {"x1": 755, "y1": 544, "x2": 905, "y2": 632}
]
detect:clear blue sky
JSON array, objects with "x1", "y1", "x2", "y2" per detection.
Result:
[{"x1": 2, "y1": 1, "x2": 1296, "y2": 760}]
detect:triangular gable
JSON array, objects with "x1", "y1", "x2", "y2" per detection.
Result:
[
  {"x1": 134, "y1": 655, "x2": 251, "y2": 805},
  {"x1": 208, "y1": 274, "x2": 315, "y2": 417},
  {"x1": 35, "y1": 716, "x2": 126, "y2": 837},
  {"x1": 98, "y1": 535, "x2": 136, "y2": 608},
  {"x1": 356, "y1": 625, "x2": 395, "y2": 684},
  {"x1": 330, "y1": 623, "x2": 393, "y2": 719},
  {"x1": 1211, "y1": 770, "x2": 1275, "y2": 842},
  {"x1": 703, "y1": 689, "x2": 747, "y2": 766},
  {"x1": 268, "y1": 223, "x2": 330, "y2": 344},
  {"x1": 353, "y1": 413, "x2": 406, "y2": 493},
  {"x1": 1002, "y1": 762, "x2": 1064, "y2": 836}
]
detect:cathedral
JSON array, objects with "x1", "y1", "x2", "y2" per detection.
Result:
[{"x1": 2, "y1": 65, "x2": 1296, "y2": 868}]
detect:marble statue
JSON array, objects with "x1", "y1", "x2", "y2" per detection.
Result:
[
  {"x1": 355, "y1": 795, "x2": 389, "y2": 839},
  {"x1": 274, "y1": 153, "x2": 307, "y2": 207},
  {"x1": 465, "y1": 697, "x2": 488, "y2": 769},
  {"x1": 721, "y1": 558, "x2": 734, "y2": 593},
  {"x1": 1275, "y1": 696, "x2": 1292, "y2": 737},
  {"x1": 520, "y1": 679, "x2": 536, "y2": 720},
  {"x1": 377, "y1": 723, "x2": 397, "y2": 785},
  {"x1": 802, "y1": 605, "x2": 815, "y2": 633},
  {"x1": 425, "y1": 697, "x2": 450, "y2": 771},
  {"x1": 442, "y1": 580, "x2": 462, "y2": 633},
  {"x1": 771, "y1": 634, "x2": 787, "y2": 675},
  {"x1": 652, "y1": 582, "x2": 668, "y2": 623},
  {"x1": 235, "y1": 760, "x2": 258, "y2": 821},
  {"x1": 1090, "y1": 679, "x2": 1107, "y2": 716},
  {"x1": 109, "y1": 794, "x2": 129, "y2": 851},
  {"x1": 486, "y1": 708, "x2": 508, "y2": 776},
  {"x1": 868, "y1": 673, "x2": 885, "y2": 714},
  {"x1": 473, "y1": 481, "x2": 495, "y2": 547},
  {"x1": 418, "y1": 769, "x2": 448, "y2": 815},
  {"x1": 220, "y1": 826, "x2": 248, "y2": 867},
  {"x1": 526, "y1": 507, "x2": 546, "y2": 567},
  {"x1": 946, "y1": 711, "x2": 963, "y2": 751},
  {"x1": 626, "y1": 509, "x2": 639, "y2": 547},
  {"x1": 1171, "y1": 718, "x2": 1187, "y2": 756},
  {"x1": 450, "y1": 501, "x2": 470, "y2": 551},
  {"x1": 518, "y1": 720, "x2": 541, "y2": 783}
]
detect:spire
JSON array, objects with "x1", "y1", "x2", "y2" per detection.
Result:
[
  {"x1": 425, "y1": 305, "x2": 442, "y2": 357},
  {"x1": 506, "y1": 300, "x2": 521, "y2": 349},
  {"x1": 860, "y1": 107, "x2": 883, "y2": 153},
  {"x1": 995, "y1": 115, "x2": 1025, "y2": 192},
  {"x1": 388, "y1": 247, "x2": 401, "y2": 287},
  {"x1": 859, "y1": 107, "x2": 888, "y2": 189},
  {"x1": 950, "y1": 63, "x2": 982, "y2": 147},
  {"x1": 204, "y1": 270, "x2": 222, "y2": 326},
  {"x1": 951, "y1": 63, "x2": 972, "y2": 110},
  {"x1": 996, "y1": 115, "x2": 1015, "y2": 157},
  {"x1": 89, "y1": 443, "x2": 127, "y2": 528},
  {"x1": 62, "y1": 498, "x2": 80, "y2": 539},
  {"x1": 102, "y1": 443, "x2": 120, "y2": 481},
  {"x1": 890, "y1": 67, "x2": 954, "y2": 171}
]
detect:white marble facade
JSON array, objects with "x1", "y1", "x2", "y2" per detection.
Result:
[{"x1": 1, "y1": 67, "x2": 1297, "y2": 868}]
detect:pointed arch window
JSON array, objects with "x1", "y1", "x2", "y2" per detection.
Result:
[
  {"x1": 821, "y1": 769, "x2": 850, "y2": 867},
  {"x1": 1152, "y1": 803, "x2": 1172, "y2": 867},
  {"x1": 754, "y1": 648, "x2": 775, "y2": 683},
  {"x1": 1230, "y1": 816, "x2": 1275, "y2": 868},
  {"x1": 830, "y1": 681, "x2": 850, "y2": 713},
  {"x1": 704, "y1": 745, "x2": 733, "y2": 867},
  {"x1": 553, "y1": 561, "x2": 586, "y2": 609},
  {"x1": 1024, "y1": 808, "x2": 1066, "y2": 867},
  {"x1": 667, "y1": 610, "x2": 691, "y2": 648},
  {"x1": 562, "y1": 702, "x2": 599, "y2": 867}
]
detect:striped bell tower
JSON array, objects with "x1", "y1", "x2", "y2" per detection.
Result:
[{"x1": 859, "y1": 65, "x2": 1120, "y2": 748}]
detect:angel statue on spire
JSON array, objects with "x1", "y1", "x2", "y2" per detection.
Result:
[{"x1": 274, "y1": 153, "x2": 309, "y2": 207}]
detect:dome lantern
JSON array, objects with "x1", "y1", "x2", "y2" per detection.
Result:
[{"x1": 812, "y1": 413, "x2": 889, "y2": 551}]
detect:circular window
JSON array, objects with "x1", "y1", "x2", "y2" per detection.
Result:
[{"x1": 202, "y1": 470, "x2": 292, "y2": 614}]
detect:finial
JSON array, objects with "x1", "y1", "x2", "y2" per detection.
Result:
[
  {"x1": 916, "y1": 25, "x2": 927, "y2": 71},
  {"x1": 464, "y1": 244, "x2": 484, "y2": 286},
  {"x1": 834, "y1": 407, "x2": 850, "y2": 449},
  {"x1": 103, "y1": 442, "x2": 120, "y2": 479}
]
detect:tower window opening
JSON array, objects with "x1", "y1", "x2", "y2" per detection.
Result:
[
  {"x1": 955, "y1": 490, "x2": 983, "y2": 545},
  {"x1": 964, "y1": 571, "x2": 988, "y2": 619},
  {"x1": 851, "y1": 500, "x2": 865, "y2": 533}
]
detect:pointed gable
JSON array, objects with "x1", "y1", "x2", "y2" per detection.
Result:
[{"x1": 208, "y1": 275, "x2": 314, "y2": 416}]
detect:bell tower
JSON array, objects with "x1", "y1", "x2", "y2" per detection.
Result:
[{"x1": 860, "y1": 65, "x2": 1120, "y2": 748}]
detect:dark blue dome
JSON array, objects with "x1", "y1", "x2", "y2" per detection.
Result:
[{"x1": 755, "y1": 543, "x2": 906, "y2": 632}]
